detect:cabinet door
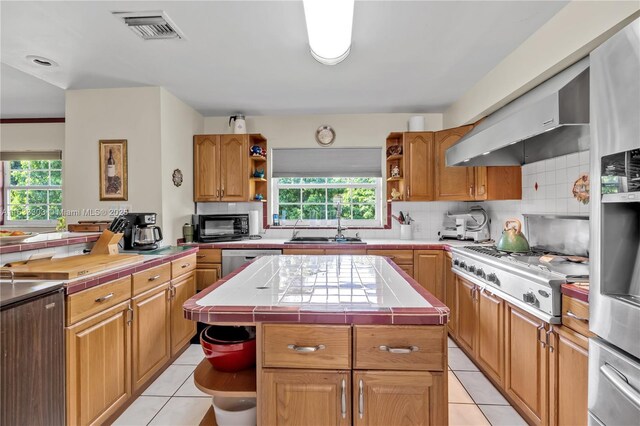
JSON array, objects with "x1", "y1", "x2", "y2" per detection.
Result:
[
  {"x1": 434, "y1": 126, "x2": 475, "y2": 200},
  {"x1": 413, "y1": 250, "x2": 443, "y2": 302},
  {"x1": 456, "y1": 277, "x2": 477, "y2": 354},
  {"x1": 548, "y1": 326, "x2": 589, "y2": 426},
  {"x1": 476, "y1": 166, "x2": 522, "y2": 200},
  {"x1": 354, "y1": 371, "x2": 445, "y2": 426},
  {"x1": 170, "y1": 272, "x2": 197, "y2": 356},
  {"x1": 195, "y1": 265, "x2": 221, "y2": 291},
  {"x1": 474, "y1": 167, "x2": 488, "y2": 200},
  {"x1": 504, "y1": 303, "x2": 548, "y2": 426},
  {"x1": 66, "y1": 301, "x2": 132, "y2": 426},
  {"x1": 1, "y1": 290, "x2": 64, "y2": 426},
  {"x1": 477, "y1": 290, "x2": 504, "y2": 386},
  {"x1": 220, "y1": 134, "x2": 249, "y2": 201},
  {"x1": 132, "y1": 284, "x2": 170, "y2": 391},
  {"x1": 194, "y1": 135, "x2": 220, "y2": 201},
  {"x1": 404, "y1": 132, "x2": 434, "y2": 201},
  {"x1": 261, "y1": 369, "x2": 350, "y2": 426},
  {"x1": 444, "y1": 254, "x2": 457, "y2": 337}
]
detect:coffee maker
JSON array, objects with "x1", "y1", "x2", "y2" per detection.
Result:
[{"x1": 122, "y1": 213, "x2": 163, "y2": 251}]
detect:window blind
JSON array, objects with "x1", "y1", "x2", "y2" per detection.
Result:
[
  {"x1": 272, "y1": 148, "x2": 382, "y2": 178},
  {"x1": 0, "y1": 150, "x2": 62, "y2": 161}
]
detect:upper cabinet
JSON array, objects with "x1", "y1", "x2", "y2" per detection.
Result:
[
  {"x1": 194, "y1": 134, "x2": 267, "y2": 202},
  {"x1": 387, "y1": 125, "x2": 521, "y2": 202}
]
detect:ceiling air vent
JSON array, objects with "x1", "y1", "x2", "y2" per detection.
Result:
[{"x1": 112, "y1": 11, "x2": 185, "y2": 40}]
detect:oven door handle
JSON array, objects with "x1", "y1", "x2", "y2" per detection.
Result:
[{"x1": 601, "y1": 363, "x2": 640, "y2": 408}]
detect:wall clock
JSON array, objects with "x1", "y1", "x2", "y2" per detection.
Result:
[{"x1": 315, "y1": 125, "x2": 335, "y2": 146}]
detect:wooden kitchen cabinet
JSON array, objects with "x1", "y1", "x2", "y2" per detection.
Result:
[
  {"x1": 169, "y1": 271, "x2": 196, "y2": 356},
  {"x1": 504, "y1": 303, "x2": 548, "y2": 426},
  {"x1": 444, "y1": 253, "x2": 457, "y2": 337},
  {"x1": 456, "y1": 277, "x2": 477, "y2": 354},
  {"x1": 195, "y1": 248, "x2": 222, "y2": 291},
  {"x1": 404, "y1": 132, "x2": 435, "y2": 201},
  {"x1": 548, "y1": 325, "x2": 589, "y2": 426},
  {"x1": 131, "y1": 283, "x2": 171, "y2": 391},
  {"x1": 434, "y1": 125, "x2": 475, "y2": 201},
  {"x1": 473, "y1": 166, "x2": 522, "y2": 201},
  {"x1": 476, "y1": 289, "x2": 504, "y2": 386},
  {"x1": 261, "y1": 369, "x2": 351, "y2": 426},
  {"x1": 66, "y1": 301, "x2": 132, "y2": 426},
  {"x1": 354, "y1": 371, "x2": 445, "y2": 426},
  {"x1": 194, "y1": 134, "x2": 266, "y2": 202},
  {"x1": 413, "y1": 250, "x2": 444, "y2": 302}
]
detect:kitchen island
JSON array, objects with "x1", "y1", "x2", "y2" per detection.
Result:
[{"x1": 184, "y1": 254, "x2": 449, "y2": 425}]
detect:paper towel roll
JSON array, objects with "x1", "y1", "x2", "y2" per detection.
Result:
[
  {"x1": 249, "y1": 210, "x2": 260, "y2": 236},
  {"x1": 408, "y1": 115, "x2": 425, "y2": 131}
]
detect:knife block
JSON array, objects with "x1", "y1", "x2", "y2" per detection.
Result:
[{"x1": 90, "y1": 230, "x2": 123, "y2": 255}]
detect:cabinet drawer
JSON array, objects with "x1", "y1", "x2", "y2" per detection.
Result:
[
  {"x1": 263, "y1": 324, "x2": 351, "y2": 369},
  {"x1": 196, "y1": 249, "x2": 221, "y2": 264},
  {"x1": 354, "y1": 325, "x2": 445, "y2": 371},
  {"x1": 132, "y1": 263, "x2": 171, "y2": 296},
  {"x1": 398, "y1": 264, "x2": 414, "y2": 278},
  {"x1": 66, "y1": 276, "x2": 132, "y2": 325},
  {"x1": 172, "y1": 254, "x2": 197, "y2": 278},
  {"x1": 562, "y1": 295, "x2": 590, "y2": 336},
  {"x1": 366, "y1": 250, "x2": 414, "y2": 265}
]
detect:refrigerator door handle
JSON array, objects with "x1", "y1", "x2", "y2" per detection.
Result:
[{"x1": 601, "y1": 363, "x2": 640, "y2": 408}]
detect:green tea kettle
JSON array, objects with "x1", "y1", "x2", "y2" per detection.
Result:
[{"x1": 496, "y1": 218, "x2": 530, "y2": 253}]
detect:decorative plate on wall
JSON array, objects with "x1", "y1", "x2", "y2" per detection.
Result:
[
  {"x1": 315, "y1": 125, "x2": 335, "y2": 146},
  {"x1": 572, "y1": 173, "x2": 589, "y2": 204},
  {"x1": 172, "y1": 169, "x2": 183, "y2": 187}
]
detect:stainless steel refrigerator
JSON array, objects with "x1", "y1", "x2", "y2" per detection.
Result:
[{"x1": 588, "y1": 17, "x2": 640, "y2": 426}]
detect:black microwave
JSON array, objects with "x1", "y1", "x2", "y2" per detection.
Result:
[{"x1": 193, "y1": 214, "x2": 249, "y2": 242}]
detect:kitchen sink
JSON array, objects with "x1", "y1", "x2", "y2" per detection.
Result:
[{"x1": 287, "y1": 236, "x2": 366, "y2": 245}]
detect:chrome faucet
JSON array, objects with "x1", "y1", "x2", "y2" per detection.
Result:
[
  {"x1": 291, "y1": 219, "x2": 301, "y2": 240},
  {"x1": 335, "y1": 198, "x2": 345, "y2": 240}
]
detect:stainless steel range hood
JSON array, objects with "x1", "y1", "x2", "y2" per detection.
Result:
[{"x1": 447, "y1": 57, "x2": 590, "y2": 166}]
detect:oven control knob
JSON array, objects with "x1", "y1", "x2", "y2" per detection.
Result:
[
  {"x1": 453, "y1": 259, "x2": 460, "y2": 266},
  {"x1": 523, "y1": 291, "x2": 539, "y2": 307},
  {"x1": 487, "y1": 273, "x2": 500, "y2": 285},
  {"x1": 475, "y1": 268, "x2": 485, "y2": 278},
  {"x1": 468, "y1": 265, "x2": 476, "y2": 273},
  {"x1": 460, "y1": 261, "x2": 467, "y2": 270}
]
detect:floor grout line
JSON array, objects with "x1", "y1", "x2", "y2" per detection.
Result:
[{"x1": 145, "y1": 396, "x2": 172, "y2": 426}]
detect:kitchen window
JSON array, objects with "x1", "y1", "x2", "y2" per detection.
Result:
[
  {"x1": 273, "y1": 177, "x2": 382, "y2": 226},
  {"x1": 2, "y1": 159, "x2": 63, "y2": 225}
]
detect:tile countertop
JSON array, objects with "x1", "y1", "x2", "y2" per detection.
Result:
[
  {"x1": 60, "y1": 246, "x2": 198, "y2": 295},
  {"x1": 184, "y1": 254, "x2": 449, "y2": 326},
  {"x1": 561, "y1": 283, "x2": 589, "y2": 303},
  {"x1": 0, "y1": 232, "x2": 102, "y2": 254},
  {"x1": 178, "y1": 238, "x2": 485, "y2": 250}
]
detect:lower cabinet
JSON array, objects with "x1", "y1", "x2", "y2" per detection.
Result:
[
  {"x1": 444, "y1": 253, "x2": 457, "y2": 337},
  {"x1": 195, "y1": 265, "x2": 221, "y2": 291},
  {"x1": 476, "y1": 289, "x2": 504, "y2": 386},
  {"x1": 504, "y1": 303, "x2": 548, "y2": 426},
  {"x1": 456, "y1": 277, "x2": 476, "y2": 354},
  {"x1": 413, "y1": 250, "x2": 444, "y2": 302},
  {"x1": 66, "y1": 301, "x2": 132, "y2": 426},
  {"x1": 170, "y1": 272, "x2": 197, "y2": 356},
  {"x1": 131, "y1": 283, "x2": 171, "y2": 391},
  {"x1": 262, "y1": 369, "x2": 351, "y2": 426},
  {"x1": 354, "y1": 371, "x2": 443, "y2": 426}
]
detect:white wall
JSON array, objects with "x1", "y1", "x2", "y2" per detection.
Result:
[
  {"x1": 64, "y1": 87, "x2": 163, "y2": 223},
  {"x1": 444, "y1": 2, "x2": 640, "y2": 127},
  {"x1": 203, "y1": 113, "x2": 444, "y2": 147},
  {"x1": 160, "y1": 88, "x2": 203, "y2": 244},
  {"x1": 0, "y1": 122, "x2": 65, "y2": 151}
]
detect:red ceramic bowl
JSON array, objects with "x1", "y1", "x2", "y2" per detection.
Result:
[{"x1": 200, "y1": 326, "x2": 256, "y2": 372}]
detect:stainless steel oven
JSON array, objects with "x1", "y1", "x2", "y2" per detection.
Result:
[{"x1": 193, "y1": 214, "x2": 249, "y2": 242}]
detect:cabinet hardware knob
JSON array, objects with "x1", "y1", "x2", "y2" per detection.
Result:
[
  {"x1": 358, "y1": 379, "x2": 364, "y2": 419},
  {"x1": 340, "y1": 379, "x2": 347, "y2": 419},
  {"x1": 127, "y1": 305, "x2": 133, "y2": 325},
  {"x1": 216, "y1": 189, "x2": 220, "y2": 198},
  {"x1": 95, "y1": 293, "x2": 114, "y2": 303},
  {"x1": 406, "y1": 186, "x2": 411, "y2": 198},
  {"x1": 196, "y1": 255, "x2": 206, "y2": 258},
  {"x1": 536, "y1": 324, "x2": 547, "y2": 348},
  {"x1": 565, "y1": 310, "x2": 588, "y2": 322},
  {"x1": 148, "y1": 275, "x2": 161, "y2": 281},
  {"x1": 378, "y1": 345, "x2": 419, "y2": 354},
  {"x1": 546, "y1": 326, "x2": 554, "y2": 352},
  {"x1": 182, "y1": 263, "x2": 191, "y2": 268},
  {"x1": 287, "y1": 344, "x2": 326, "y2": 353}
]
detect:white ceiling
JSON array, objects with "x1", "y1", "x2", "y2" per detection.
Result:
[{"x1": 0, "y1": 1, "x2": 567, "y2": 118}]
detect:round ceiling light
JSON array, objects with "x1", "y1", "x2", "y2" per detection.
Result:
[{"x1": 26, "y1": 55, "x2": 58, "y2": 67}]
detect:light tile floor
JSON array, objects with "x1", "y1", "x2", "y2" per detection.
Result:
[{"x1": 115, "y1": 340, "x2": 526, "y2": 425}]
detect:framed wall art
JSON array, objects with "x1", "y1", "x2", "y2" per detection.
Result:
[{"x1": 99, "y1": 139, "x2": 128, "y2": 201}]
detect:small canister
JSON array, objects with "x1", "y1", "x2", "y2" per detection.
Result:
[{"x1": 182, "y1": 223, "x2": 194, "y2": 243}]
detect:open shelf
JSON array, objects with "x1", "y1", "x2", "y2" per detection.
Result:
[
  {"x1": 250, "y1": 177, "x2": 267, "y2": 182},
  {"x1": 386, "y1": 154, "x2": 403, "y2": 161},
  {"x1": 387, "y1": 177, "x2": 403, "y2": 182},
  {"x1": 193, "y1": 359, "x2": 257, "y2": 398},
  {"x1": 249, "y1": 156, "x2": 266, "y2": 162}
]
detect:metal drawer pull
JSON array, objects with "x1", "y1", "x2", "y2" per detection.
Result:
[
  {"x1": 358, "y1": 379, "x2": 364, "y2": 419},
  {"x1": 148, "y1": 275, "x2": 161, "y2": 281},
  {"x1": 196, "y1": 255, "x2": 206, "y2": 258},
  {"x1": 536, "y1": 324, "x2": 547, "y2": 348},
  {"x1": 340, "y1": 379, "x2": 346, "y2": 419},
  {"x1": 287, "y1": 344, "x2": 325, "y2": 352},
  {"x1": 601, "y1": 363, "x2": 640, "y2": 407},
  {"x1": 181, "y1": 263, "x2": 191, "y2": 268},
  {"x1": 95, "y1": 293, "x2": 114, "y2": 303},
  {"x1": 379, "y1": 345, "x2": 419, "y2": 354},
  {"x1": 565, "y1": 310, "x2": 588, "y2": 322}
]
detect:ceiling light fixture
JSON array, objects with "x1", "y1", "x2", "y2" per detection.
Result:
[
  {"x1": 26, "y1": 55, "x2": 58, "y2": 67},
  {"x1": 303, "y1": 0, "x2": 354, "y2": 65}
]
